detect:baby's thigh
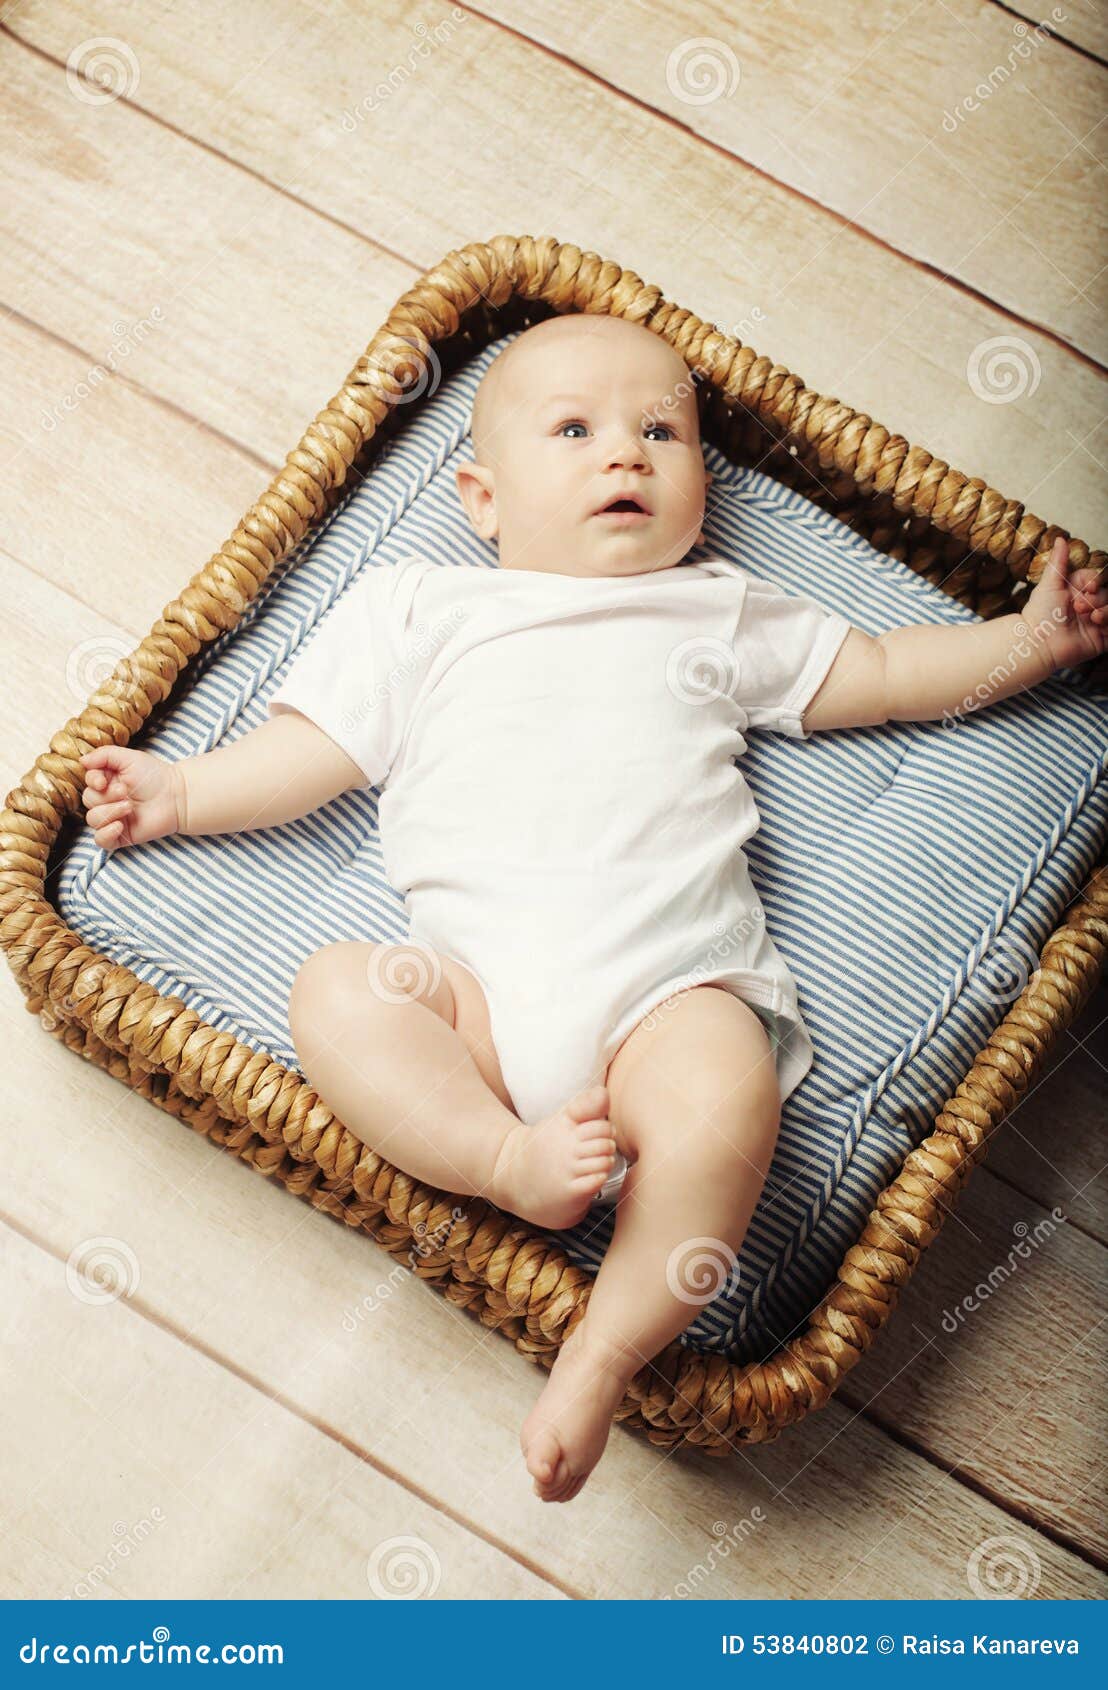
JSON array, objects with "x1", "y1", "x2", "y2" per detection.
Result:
[
  {"x1": 604, "y1": 985, "x2": 780, "y2": 1157},
  {"x1": 441, "y1": 955, "x2": 516, "y2": 1114},
  {"x1": 290, "y1": 939, "x2": 454, "y2": 1029},
  {"x1": 289, "y1": 940, "x2": 514, "y2": 1111},
  {"x1": 360, "y1": 940, "x2": 512, "y2": 1111}
]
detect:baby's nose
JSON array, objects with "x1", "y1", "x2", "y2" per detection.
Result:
[{"x1": 607, "y1": 437, "x2": 648, "y2": 468}]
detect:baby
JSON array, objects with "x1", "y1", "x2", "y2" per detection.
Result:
[{"x1": 80, "y1": 312, "x2": 1107, "y2": 1506}]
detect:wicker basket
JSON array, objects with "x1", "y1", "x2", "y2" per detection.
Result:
[{"x1": 2, "y1": 235, "x2": 1105, "y2": 1454}]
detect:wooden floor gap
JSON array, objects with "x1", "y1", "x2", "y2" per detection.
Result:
[
  {"x1": 463, "y1": 4, "x2": 1108, "y2": 378},
  {"x1": 0, "y1": 1208, "x2": 585, "y2": 1601}
]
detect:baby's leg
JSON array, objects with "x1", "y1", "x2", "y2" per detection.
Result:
[
  {"x1": 520, "y1": 986, "x2": 781, "y2": 1502},
  {"x1": 288, "y1": 940, "x2": 617, "y2": 1226}
]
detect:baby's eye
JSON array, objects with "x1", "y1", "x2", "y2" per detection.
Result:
[
  {"x1": 557, "y1": 420, "x2": 589, "y2": 438},
  {"x1": 644, "y1": 422, "x2": 673, "y2": 441}
]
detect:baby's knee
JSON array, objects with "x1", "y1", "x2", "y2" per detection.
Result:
[
  {"x1": 289, "y1": 940, "x2": 454, "y2": 1040},
  {"x1": 288, "y1": 941, "x2": 352, "y2": 1044},
  {"x1": 625, "y1": 1057, "x2": 781, "y2": 1182},
  {"x1": 695, "y1": 1075, "x2": 780, "y2": 1174}
]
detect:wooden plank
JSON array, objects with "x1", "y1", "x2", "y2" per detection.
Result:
[
  {"x1": 0, "y1": 978, "x2": 1100, "y2": 1597},
  {"x1": 485, "y1": 0, "x2": 1106, "y2": 359},
  {"x1": 1004, "y1": 0, "x2": 1108, "y2": 63},
  {"x1": 835, "y1": 1114, "x2": 1108, "y2": 1562},
  {"x1": 0, "y1": 318, "x2": 271, "y2": 639},
  {"x1": 0, "y1": 39, "x2": 414, "y2": 463},
  {"x1": 2, "y1": 2, "x2": 1104, "y2": 1592},
  {"x1": 0, "y1": 1221, "x2": 564, "y2": 1599},
  {"x1": 984, "y1": 978, "x2": 1108, "y2": 1246},
  {"x1": 2, "y1": 11, "x2": 1105, "y2": 544},
  {"x1": 0, "y1": 535, "x2": 239, "y2": 819}
]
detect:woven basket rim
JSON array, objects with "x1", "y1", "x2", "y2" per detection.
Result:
[{"x1": 2, "y1": 233, "x2": 1105, "y2": 1453}]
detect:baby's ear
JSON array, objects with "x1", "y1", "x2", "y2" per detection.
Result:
[{"x1": 455, "y1": 461, "x2": 499, "y2": 540}]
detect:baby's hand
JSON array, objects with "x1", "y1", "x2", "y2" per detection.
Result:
[
  {"x1": 1022, "y1": 536, "x2": 1108, "y2": 674},
  {"x1": 79, "y1": 745, "x2": 183, "y2": 852}
]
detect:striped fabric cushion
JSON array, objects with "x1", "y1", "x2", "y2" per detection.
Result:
[{"x1": 57, "y1": 335, "x2": 1108, "y2": 1362}]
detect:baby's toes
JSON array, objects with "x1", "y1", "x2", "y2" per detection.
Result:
[
  {"x1": 573, "y1": 1123, "x2": 615, "y2": 1163},
  {"x1": 524, "y1": 1426, "x2": 568, "y2": 1491},
  {"x1": 574, "y1": 1160, "x2": 615, "y2": 1188},
  {"x1": 565, "y1": 1084, "x2": 609, "y2": 1124}
]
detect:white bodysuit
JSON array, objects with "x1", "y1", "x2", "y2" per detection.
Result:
[{"x1": 269, "y1": 553, "x2": 853, "y2": 1207}]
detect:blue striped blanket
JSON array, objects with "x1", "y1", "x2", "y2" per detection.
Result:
[{"x1": 56, "y1": 335, "x2": 1108, "y2": 1362}]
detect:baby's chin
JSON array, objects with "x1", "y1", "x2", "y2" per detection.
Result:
[
  {"x1": 498, "y1": 554, "x2": 684, "y2": 579},
  {"x1": 497, "y1": 537, "x2": 698, "y2": 578}
]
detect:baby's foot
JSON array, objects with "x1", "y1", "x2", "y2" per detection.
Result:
[
  {"x1": 489, "y1": 1084, "x2": 616, "y2": 1229},
  {"x1": 520, "y1": 1321, "x2": 637, "y2": 1503}
]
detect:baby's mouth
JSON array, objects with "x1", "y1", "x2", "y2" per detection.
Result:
[{"x1": 592, "y1": 495, "x2": 652, "y2": 520}]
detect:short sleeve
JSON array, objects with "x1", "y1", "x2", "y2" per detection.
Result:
[
  {"x1": 267, "y1": 558, "x2": 431, "y2": 787},
  {"x1": 733, "y1": 572, "x2": 853, "y2": 739}
]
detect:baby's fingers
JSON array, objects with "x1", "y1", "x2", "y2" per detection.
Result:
[
  {"x1": 86, "y1": 797, "x2": 133, "y2": 829},
  {"x1": 93, "y1": 818, "x2": 127, "y2": 850},
  {"x1": 82, "y1": 774, "x2": 127, "y2": 807},
  {"x1": 1081, "y1": 582, "x2": 1108, "y2": 610},
  {"x1": 80, "y1": 746, "x2": 126, "y2": 776}
]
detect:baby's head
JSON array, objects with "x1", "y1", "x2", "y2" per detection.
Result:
[{"x1": 456, "y1": 312, "x2": 712, "y2": 579}]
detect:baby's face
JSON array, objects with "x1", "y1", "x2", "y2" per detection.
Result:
[{"x1": 457, "y1": 318, "x2": 711, "y2": 580}]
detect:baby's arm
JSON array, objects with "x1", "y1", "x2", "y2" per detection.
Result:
[
  {"x1": 173, "y1": 713, "x2": 365, "y2": 834},
  {"x1": 801, "y1": 538, "x2": 1108, "y2": 733},
  {"x1": 81, "y1": 712, "x2": 365, "y2": 850}
]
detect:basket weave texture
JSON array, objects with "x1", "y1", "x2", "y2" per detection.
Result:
[{"x1": 2, "y1": 234, "x2": 1106, "y2": 1453}]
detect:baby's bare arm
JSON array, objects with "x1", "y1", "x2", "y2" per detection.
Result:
[
  {"x1": 175, "y1": 711, "x2": 367, "y2": 836},
  {"x1": 880, "y1": 613, "x2": 1054, "y2": 723},
  {"x1": 804, "y1": 539, "x2": 1108, "y2": 734},
  {"x1": 802, "y1": 613, "x2": 1055, "y2": 735}
]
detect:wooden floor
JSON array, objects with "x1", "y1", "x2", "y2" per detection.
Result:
[{"x1": 2, "y1": 0, "x2": 1106, "y2": 1600}]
